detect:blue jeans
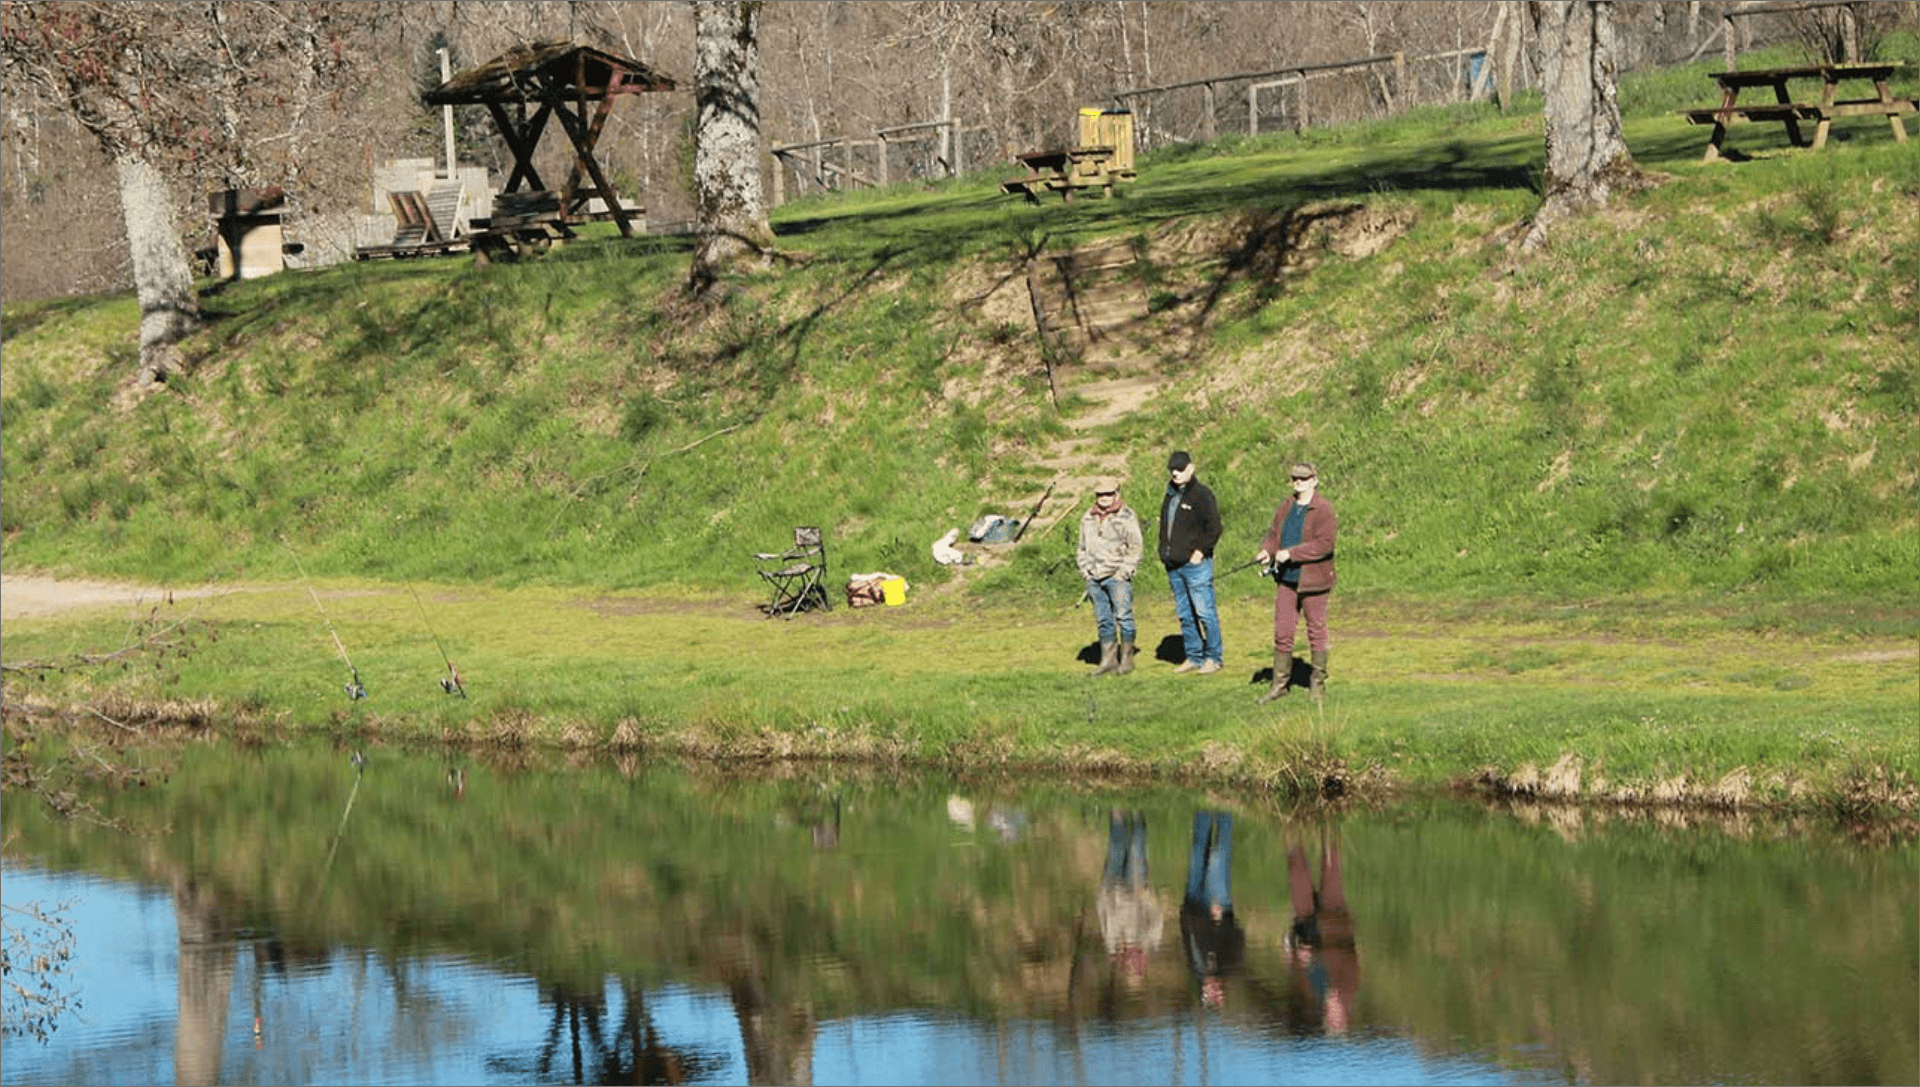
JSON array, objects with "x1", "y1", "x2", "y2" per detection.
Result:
[
  {"x1": 1104, "y1": 811, "x2": 1149, "y2": 890},
  {"x1": 1086, "y1": 575, "x2": 1135, "y2": 643},
  {"x1": 1166, "y1": 557, "x2": 1222, "y2": 665},
  {"x1": 1185, "y1": 811, "x2": 1234, "y2": 912}
]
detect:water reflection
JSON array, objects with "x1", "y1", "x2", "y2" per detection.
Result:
[
  {"x1": 482, "y1": 979, "x2": 726, "y2": 1085},
  {"x1": 1, "y1": 741, "x2": 1914, "y2": 1086},
  {"x1": 1181, "y1": 811, "x2": 1243, "y2": 1010},
  {"x1": 1284, "y1": 832, "x2": 1359, "y2": 1037},
  {"x1": 173, "y1": 875, "x2": 236, "y2": 1086},
  {"x1": 1096, "y1": 810, "x2": 1161, "y2": 994}
]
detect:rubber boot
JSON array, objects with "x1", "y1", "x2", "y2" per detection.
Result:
[
  {"x1": 1115, "y1": 640, "x2": 1137, "y2": 676},
  {"x1": 1310, "y1": 649, "x2": 1329, "y2": 700},
  {"x1": 1256, "y1": 651, "x2": 1293, "y2": 704},
  {"x1": 1090, "y1": 641, "x2": 1119, "y2": 677}
]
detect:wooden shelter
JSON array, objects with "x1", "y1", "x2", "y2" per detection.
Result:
[{"x1": 422, "y1": 41, "x2": 676, "y2": 242}]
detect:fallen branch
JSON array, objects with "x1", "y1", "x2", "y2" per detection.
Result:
[
  {"x1": 1, "y1": 609, "x2": 208, "y2": 674},
  {"x1": 546, "y1": 422, "x2": 747, "y2": 535}
]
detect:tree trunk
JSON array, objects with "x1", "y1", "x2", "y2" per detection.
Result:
[
  {"x1": 1521, "y1": 0, "x2": 1645, "y2": 252},
  {"x1": 116, "y1": 150, "x2": 201, "y2": 386},
  {"x1": 1472, "y1": 4, "x2": 1507, "y2": 103},
  {"x1": 1499, "y1": 0, "x2": 1526, "y2": 110},
  {"x1": 172, "y1": 875, "x2": 236, "y2": 1087},
  {"x1": 690, "y1": 0, "x2": 774, "y2": 292}
]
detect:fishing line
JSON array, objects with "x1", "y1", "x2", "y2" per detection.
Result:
[
  {"x1": 281, "y1": 538, "x2": 367, "y2": 701},
  {"x1": 318, "y1": 750, "x2": 366, "y2": 888},
  {"x1": 408, "y1": 583, "x2": 466, "y2": 697}
]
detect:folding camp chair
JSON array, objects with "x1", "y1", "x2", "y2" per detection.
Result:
[{"x1": 756, "y1": 526, "x2": 830, "y2": 618}]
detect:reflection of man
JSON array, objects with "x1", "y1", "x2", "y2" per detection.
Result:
[
  {"x1": 1287, "y1": 836, "x2": 1361, "y2": 1034},
  {"x1": 1180, "y1": 811, "x2": 1244, "y2": 1007},
  {"x1": 1097, "y1": 810, "x2": 1162, "y2": 988}
]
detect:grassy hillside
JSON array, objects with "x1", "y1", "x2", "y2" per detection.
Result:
[
  {"x1": 2, "y1": 49, "x2": 1915, "y2": 813},
  {"x1": 3, "y1": 48, "x2": 1916, "y2": 617}
]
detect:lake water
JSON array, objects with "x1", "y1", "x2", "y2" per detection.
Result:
[{"x1": 1, "y1": 739, "x2": 1914, "y2": 1086}]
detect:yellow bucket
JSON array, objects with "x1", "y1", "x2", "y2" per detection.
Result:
[{"x1": 881, "y1": 577, "x2": 907, "y2": 606}]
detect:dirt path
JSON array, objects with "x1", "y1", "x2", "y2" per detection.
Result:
[{"x1": 1, "y1": 575, "x2": 224, "y2": 620}]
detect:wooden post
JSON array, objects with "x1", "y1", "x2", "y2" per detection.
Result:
[
  {"x1": 1725, "y1": 15, "x2": 1737, "y2": 71},
  {"x1": 772, "y1": 151, "x2": 784, "y2": 207},
  {"x1": 1202, "y1": 82, "x2": 1217, "y2": 141},
  {"x1": 438, "y1": 48, "x2": 456, "y2": 180},
  {"x1": 877, "y1": 134, "x2": 890, "y2": 187}
]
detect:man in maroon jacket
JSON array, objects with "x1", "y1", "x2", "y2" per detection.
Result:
[{"x1": 1254, "y1": 462, "x2": 1339, "y2": 702}]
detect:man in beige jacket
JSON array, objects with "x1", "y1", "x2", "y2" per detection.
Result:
[{"x1": 1078, "y1": 479, "x2": 1144, "y2": 676}]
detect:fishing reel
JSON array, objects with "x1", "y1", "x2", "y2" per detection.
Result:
[
  {"x1": 439, "y1": 664, "x2": 465, "y2": 697},
  {"x1": 344, "y1": 668, "x2": 368, "y2": 701}
]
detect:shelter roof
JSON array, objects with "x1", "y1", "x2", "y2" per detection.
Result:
[{"x1": 422, "y1": 41, "x2": 677, "y2": 106}]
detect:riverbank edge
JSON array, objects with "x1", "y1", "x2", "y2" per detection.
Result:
[
  {"x1": 4, "y1": 684, "x2": 1914, "y2": 825},
  {"x1": 2, "y1": 575, "x2": 1914, "y2": 822}
]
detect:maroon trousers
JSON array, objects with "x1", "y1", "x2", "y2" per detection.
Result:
[{"x1": 1272, "y1": 583, "x2": 1330, "y2": 656}]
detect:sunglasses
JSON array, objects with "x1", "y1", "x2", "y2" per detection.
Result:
[{"x1": 1290, "y1": 475, "x2": 1315, "y2": 482}]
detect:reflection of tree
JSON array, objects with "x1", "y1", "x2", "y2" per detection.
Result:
[
  {"x1": 722, "y1": 924, "x2": 817, "y2": 1087},
  {"x1": 1, "y1": 897, "x2": 80, "y2": 1042},
  {"x1": 173, "y1": 874, "x2": 237, "y2": 1087},
  {"x1": 487, "y1": 976, "x2": 723, "y2": 1085},
  {"x1": 538, "y1": 981, "x2": 609, "y2": 1084}
]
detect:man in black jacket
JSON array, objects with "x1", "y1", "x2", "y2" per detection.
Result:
[{"x1": 1157, "y1": 450, "x2": 1224, "y2": 674}]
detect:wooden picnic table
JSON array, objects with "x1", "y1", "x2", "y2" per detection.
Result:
[
  {"x1": 1680, "y1": 62, "x2": 1916, "y2": 162},
  {"x1": 1001, "y1": 145, "x2": 1136, "y2": 203}
]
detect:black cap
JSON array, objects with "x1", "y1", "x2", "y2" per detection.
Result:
[{"x1": 1167, "y1": 450, "x2": 1192, "y2": 471}]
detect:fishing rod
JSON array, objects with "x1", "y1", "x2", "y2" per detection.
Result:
[
  {"x1": 408, "y1": 583, "x2": 466, "y2": 697},
  {"x1": 1225, "y1": 556, "x2": 1276, "y2": 576},
  {"x1": 282, "y1": 539, "x2": 367, "y2": 701},
  {"x1": 319, "y1": 749, "x2": 367, "y2": 887},
  {"x1": 1011, "y1": 483, "x2": 1054, "y2": 543}
]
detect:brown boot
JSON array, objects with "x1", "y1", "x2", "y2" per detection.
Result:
[
  {"x1": 1090, "y1": 641, "x2": 1118, "y2": 677},
  {"x1": 1115, "y1": 640, "x2": 1136, "y2": 675},
  {"x1": 1257, "y1": 651, "x2": 1293, "y2": 704},
  {"x1": 1310, "y1": 649, "x2": 1329, "y2": 700}
]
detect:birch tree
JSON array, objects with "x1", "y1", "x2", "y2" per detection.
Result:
[
  {"x1": 0, "y1": 3, "x2": 202, "y2": 387},
  {"x1": 1521, "y1": 0, "x2": 1646, "y2": 252},
  {"x1": 0, "y1": 1, "x2": 382, "y2": 385},
  {"x1": 689, "y1": 0, "x2": 774, "y2": 291}
]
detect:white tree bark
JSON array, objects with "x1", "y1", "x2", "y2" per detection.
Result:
[
  {"x1": 1500, "y1": 0, "x2": 1527, "y2": 109},
  {"x1": 1521, "y1": 0, "x2": 1645, "y2": 252},
  {"x1": 690, "y1": 0, "x2": 774, "y2": 290},
  {"x1": 115, "y1": 150, "x2": 201, "y2": 385}
]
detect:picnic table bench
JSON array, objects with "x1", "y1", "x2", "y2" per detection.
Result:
[
  {"x1": 1002, "y1": 145, "x2": 1136, "y2": 203},
  {"x1": 1680, "y1": 62, "x2": 1916, "y2": 162},
  {"x1": 466, "y1": 190, "x2": 577, "y2": 263}
]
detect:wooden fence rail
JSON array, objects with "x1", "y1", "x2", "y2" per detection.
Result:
[{"x1": 763, "y1": 9, "x2": 1831, "y2": 207}]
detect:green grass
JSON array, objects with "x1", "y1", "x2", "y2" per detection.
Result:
[
  {"x1": 2, "y1": 580, "x2": 1910, "y2": 815},
  {"x1": 2, "y1": 48, "x2": 1915, "y2": 813}
]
